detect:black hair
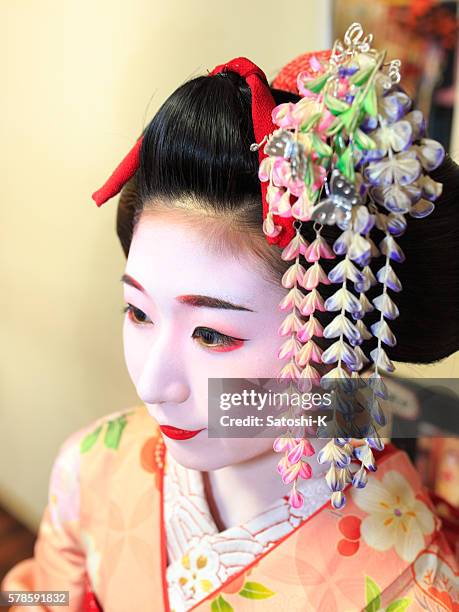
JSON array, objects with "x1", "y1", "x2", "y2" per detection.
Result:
[{"x1": 117, "y1": 70, "x2": 459, "y2": 365}]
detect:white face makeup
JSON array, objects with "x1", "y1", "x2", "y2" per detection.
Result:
[{"x1": 122, "y1": 211, "x2": 297, "y2": 471}]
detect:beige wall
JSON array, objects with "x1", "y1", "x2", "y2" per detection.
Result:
[{"x1": 1, "y1": 0, "x2": 332, "y2": 530}]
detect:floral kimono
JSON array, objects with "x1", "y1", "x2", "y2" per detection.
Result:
[{"x1": 2, "y1": 404, "x2": 458, "y2": 612}]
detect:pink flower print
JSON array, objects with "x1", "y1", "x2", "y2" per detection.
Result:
[
  {"x1": 258, "y1": 156, "x2": 273, "y2": 182},
  {"x1": 275, "y1": 435, "x2": 314, "y2": 510},
  {"x1": 272, "y1": 102, "x2": 300, "y2": 129},
  {"x1": 317, "y1": 110, "x2": 335, "y2": 134},
  {"x1": 289, "y1": 486, "x2": 304, "y2": 509},
  {"x1": 298, "y1": 364, "x2": 322, "y2": 389},
  {"x1": 279, "y1": 458, "x2": 312, "y2": 485},
  {"x1": 278, "y1": 360, "x2": 301, "y2": 380},
  {"x1": 312, "y1": 163, "x2": 327, "y2": 191},
  {"x1": 262, "y1": 212, "x2": 282, "y2": 238},
  {"x1": 295, "y1": 340, "x2": 323, "y2": 366},
  {"x1": 297, "y1": 316, "x2": 324, "y2": 342},
  {"x1": 287, "y1": 439, "x2": 315, "y2": 464},
  {"x1": 291, "y1": 190, "x2": 314, "y2": 221},
  {"x1": 291, "y1": 97, "x2": 323, "y2": 127},
  {"x1": 280, "y1": 461, "x2": 303, "y2": 485},
  {"x1": 304, "y1": 235, "x2": 336, "y2": 262},
  {"x1": 273, "y1": 436, "x2": 298, "y2": 453},
  {"x1": 301, "y1": 262, "x2": 330, "y2": 290},
  {"x1": 296, "y1": 50, "x2": 332, "y2": 98},
  {"x1": 336, "y1": 76, "x2": 351, "y2": 98},
  {"x1": 272, "y1": 158, "x2": 305, "y2": 197},
  {"x1": 266, "y1": 184, "x2": 283, "y2": 209},
  {"x1": 299, "y1": 289, "x2": 326, "y2": 316}
]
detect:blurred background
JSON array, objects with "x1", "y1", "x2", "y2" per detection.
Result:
[
  {"x1": 334, "y1": 0, "x2": 459, "y2": 151},
  {"x1": 1, "y1": 0, "x2": 458, "y2": 581}
]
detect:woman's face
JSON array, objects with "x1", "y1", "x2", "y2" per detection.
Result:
[{"x1": 122, "y1": 211, "x2": 293, "y2": 471}]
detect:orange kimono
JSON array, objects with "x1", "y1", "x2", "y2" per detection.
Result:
[{"x1": 2, "y1": 404, "x2": 458, "y2": 612}]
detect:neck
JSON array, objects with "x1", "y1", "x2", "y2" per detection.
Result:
[
  {"x1": 200, "y1": 369, "x2": 386, "y2": 531},
  {"x1": 202, "y1": 438, "x2": 328, "y2": 531}
]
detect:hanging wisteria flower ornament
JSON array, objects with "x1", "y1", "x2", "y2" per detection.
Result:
[
  {"x1": 274, "y1": 434, "x2": 315, "y2": 509},
  {"x1": 256, "y1": 22, "x2": 445, "y2": 510},
  {"x1": 90, "y1": 28, "x2": 445, "y2": 514}
]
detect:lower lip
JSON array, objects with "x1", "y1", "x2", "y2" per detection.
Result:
[{"x1": 159, "y1": 425, "x2": 206, "y2": 440}]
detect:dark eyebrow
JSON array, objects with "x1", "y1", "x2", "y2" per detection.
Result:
[
  {"x1": 121, "y1": 274, "x2": 145, "y2": 292},
  {"x1": 176, "y1": 294, "x2": 255, "y2": 312},
  {"x1": 121, "y1": 274, "x2": 256, "y2": 312}
]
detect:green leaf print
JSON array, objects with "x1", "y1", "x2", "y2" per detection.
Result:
[
  {"x1": 238, "y1": 581, "x2": 275, "y2": 600},
  {"x1": 354, "y1": 128, "x2": 376, "y2": 151},
  {"x1": 336, "y1": 147, "x2": 355, "y2": 182},
  {"x1": 363, "y1": 85, "x2": 378, "y2": 117},
  {"x1": 325, "y1": 116, "x2": 344, "y2": 137},
  {"x1": 311, "y1": 133, "x2": 333, "y2": 158},
  {"x1": 386, "y1": 598, "x2": 411, "y2": 612},
  {"x1": 303, "y1": 71, "x2": 330, "y2": 93},
  {"x1": 104, "y1": 415, "x2": 128, "y2": 449},
  {"x1": 80, "y1": 425, "x2": 102, "y2": 453},
  {"x1": 80, "y1": 410, "x2": 134, "y2": 454},
  {"x1": 365, "y1": 576, "x2": 381, "y2": 612},
  {"x1": 339, "y1": 107, "x2": 356, "y2": 132},
  {"x1": 349, "y1": 66, "x2": 374, "y2": 87},
  {"x1": 210, "y1": 595, "x2": 234, "y2": 612},
  {"x1": 300, "y1": 111, "x2": 322, "y2": 133},
  {"x1": 324, "y1": 92, "x2": 351, "y2": 115}
]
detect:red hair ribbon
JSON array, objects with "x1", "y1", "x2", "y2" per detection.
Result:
[
  {"x1": 91, "y1": 137, "x2": 142, "y2": 209},
  {"x1": 91, "y1": 56, "x2": 296, "y2": 247}
]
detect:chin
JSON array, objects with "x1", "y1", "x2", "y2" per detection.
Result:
[
  {"x1": 163, "y1": 436, "x2": 274, "y2": 471},
  {"x1": 163, "y1": 442, "x2": 229, "y2": 471}
]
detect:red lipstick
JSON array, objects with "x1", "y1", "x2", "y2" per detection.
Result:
[{"x1": 159, "y1": 425, "x2": 206, "y2": 440}]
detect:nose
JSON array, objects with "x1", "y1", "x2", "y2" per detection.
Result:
[{"x1": 136, "y1": 329, "x2": 191, "y2": 405}]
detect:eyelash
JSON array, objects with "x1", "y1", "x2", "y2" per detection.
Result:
[{"x1": 122, "y1": 304, "x2": 246, "y2": 350}]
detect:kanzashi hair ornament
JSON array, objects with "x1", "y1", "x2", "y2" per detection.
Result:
[
  {"x1": 91, "y1": 24, "x2": 445, "y2": 511},
  {"x1": 266, "y1": 22, "x2": 445, "y2": 509}
]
